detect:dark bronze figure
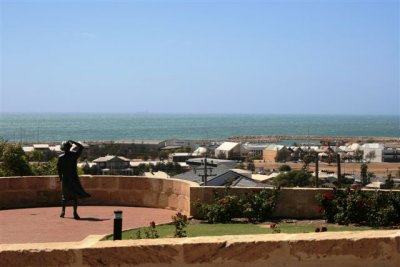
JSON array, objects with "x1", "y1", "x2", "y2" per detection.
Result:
[{"x1": 57, "y1": 140, "x2": 90, "y2": 219}]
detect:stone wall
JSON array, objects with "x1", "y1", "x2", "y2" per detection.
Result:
[
  {"x1": 0, "y1": 176, "x2": 197, "y2": 215},
  {"x1": 1, "y1": 231, "x2": 399, "y2": 266},
  {"x1": 190, "y1": 186, "x2": 331, "y2": 219},
  {"x1": 3, "y1": 175, "x2": 399, "y2": 220}
]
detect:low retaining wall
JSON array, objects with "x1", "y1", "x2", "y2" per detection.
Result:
[
  {"x1": 1, "y1": 231, "x2": 399, "y2": 266},
  {"x1": 0, "y1": 176, "x2": 197, "y2": 215},
  {"x1": 3, "y1": 175, "x2": 400, "y2": 220},
  {"x1": 190, "y1": 186, "x2": 331, "y2": 219}
]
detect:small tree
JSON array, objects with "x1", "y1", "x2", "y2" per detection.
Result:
[
  {"x1": 217, "y1": 151, "x2": 226, "y2": 159},
  {"x1": 365, "y1": 151, "x2": 376, "y2": 162},
  {"x1": 1, "y1": 143, "x2": 33, "y2": 176},
  {"x1": 273, "y1": 170, "x2": 313, "y2": 187},
  {"x1": 247, "y1": 162, "x2": 255, "y2": 172},
  {"x1": 353, "y1": 149, "x2": 363, "y2": 162},
  {"x1": 383, "y1": 172, "x2": 394, "y2": 189},
  {"x1": 302, "y1": 151, "x2": 317, "y2": 171},
  {"x1": 279, "y1": 164, "x2": 291, "y2": 172},
  {"x1": 360, "y1": 163, "x2": 368, "y2": 186},
  {"x1": 31, "y1": 158, "x2": 58, "y2": 175},
  {"x1": 275, "y1": 149, "x2": 291, "y2": 163}
]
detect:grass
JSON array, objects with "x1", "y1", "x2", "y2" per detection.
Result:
[{"x1": 104, "y1": 222, "x2": 374, "y2": 240}]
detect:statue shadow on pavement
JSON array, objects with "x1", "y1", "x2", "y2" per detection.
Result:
[{"x1": 66, "y1": 217, "x2": 110, "y2": 222}]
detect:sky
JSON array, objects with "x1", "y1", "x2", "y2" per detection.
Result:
[{"x1": 0, "y1": 0, "x2": 399, "y2": 115}]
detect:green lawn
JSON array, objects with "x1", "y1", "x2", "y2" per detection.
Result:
[{"x1": 104, "y1": 223, "x2": 374, "y2": 240}]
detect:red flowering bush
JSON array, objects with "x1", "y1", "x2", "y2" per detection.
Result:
[
  {"x1": 172, "y1": 212, "x2": 188, "y2": 238},
  {"x1": 323, "y1": 193, "x2": 334, "y2": 199},
  {"x1": 316, "y1": 189, "x2": 341, "y2": 223},
  {"x1": 317, "y1": 189, "x2": 400, "y2": 227}
]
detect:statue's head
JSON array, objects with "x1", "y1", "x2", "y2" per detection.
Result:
[{"x1": 60, "y1": 141, "x2": 72, "y2": 152}]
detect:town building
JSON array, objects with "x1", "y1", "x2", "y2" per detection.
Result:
[
  {"x1": 93, "y1": 155, "x2": 133, "y2": 175},
  {"x1": 214, "y1": 142, "x2": 241, "y2": 160},
  {"x1": 263, "y1": 145, "x2": 285, "y2": 162},
  {"x1": 361, "y1": 143, "x2": 384, "y2": 163},
  {"x1": 240, "y1": 143, "x2": 270, "y2": 158}
]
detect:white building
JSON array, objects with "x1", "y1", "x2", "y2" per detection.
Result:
[
  {"x1": 361, "y1": 143, "x2": 384, "y2": 163},
  {"x1": 241, "y1": 143, "x2": 270, "y2": 158},
  {"x1": 214, "y1": 142, "x2": 241, "y2": 159}
]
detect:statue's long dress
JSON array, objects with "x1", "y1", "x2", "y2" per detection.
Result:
[{"x1": 57, "y1": 150, "x2": 91, "y2": 200}]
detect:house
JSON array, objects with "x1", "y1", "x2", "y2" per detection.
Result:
[
  {"x1": 214, "y1": 142, "x2": 241, "y2": 160},
  {"x1": 382, "y1": 147, "x2": 400, "y2": 162},
  {"x1": 22, "y1": 146, "x2": 34, "y2": 153},
  {"x1": 263, "y1": 145, "x2": 285, "y2": 162},
  {"x1": 33, "y1": 144, "x2": 50, "y2": 151},
  {"x1": 93, "y1": 155, "x2": 133, "y2": 175},
  {"x1": 173, "y1": 158, "x2": 237, "y2": 185},
  {"x1": 186, "y1": 158, "x2": 237, "y2": 169},
  {"x1": 361, "y1": 143, "x2": 384, "y2": 163},
  {"x1": 207, "y1": 169, "x2": 266, "y2": 187},
  {"x1": 251, "y1": 172, "x2": 279, "y2": 183},
  {"x1": 241, "y1": 143, "x2": 269, "y2": 159},
  {"x1": 192, "y1": 147, "x2": 207, "y2": 157},
  {"x1": 161, "y1": 139, "x2": 196, "y2": 151},
  {"x1": 169, "y1": 152, "x2": 194, "y2": 163},
  {"x1": 173, "y1": 164, "x2": 232, "y2": 185}
]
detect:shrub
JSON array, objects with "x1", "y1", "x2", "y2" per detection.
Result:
[
  {"x1": 172, "y1": 212, "x2": 189, "y2": 238},
  {"x1": 240, "y1": 189, "x2": 279, "y2": 223},
  {"x1": 136, "y1": 221, "x2": 159, "y2": 239},
  {"x1": 279, "y1": 164, "x2": 291, "y2": 172},
  {"x1": 317, "y1": 189, "x2": 400, "y2": 227},
  {"x1": 195, "y1": 188, "x2": 279, "y2": 223}
]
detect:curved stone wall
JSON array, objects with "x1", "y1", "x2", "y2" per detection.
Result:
[
  {"x1": 0, "y1": 176, "x2": 198, "y2": 215},
  {"x1": 2, "y1": 175, "x2": 398, "y2": 219},
  {"x1": 1, "y1": 175, "x2": 326, "y2": 218}
]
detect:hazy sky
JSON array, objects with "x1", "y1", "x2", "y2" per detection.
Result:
[{"x1": 1, "y1": 0, "x2": 399, "y2": 115}]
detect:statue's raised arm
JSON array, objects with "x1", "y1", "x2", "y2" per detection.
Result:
[{"x1": 69, "y1": 140, "x2": 84, "y2": 157}]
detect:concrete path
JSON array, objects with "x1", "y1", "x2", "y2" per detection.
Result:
[{"x1": 0, "y1": 206, "x2": 177, "y2": 244}]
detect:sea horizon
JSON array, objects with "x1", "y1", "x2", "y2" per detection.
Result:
[{"x1": 0, "y1": 113, "x2": 399, "y2": 143}]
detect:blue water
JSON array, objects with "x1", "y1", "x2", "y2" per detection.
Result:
[{"x1": 0, "y1": 113, "x2": 398, "y2": 142}]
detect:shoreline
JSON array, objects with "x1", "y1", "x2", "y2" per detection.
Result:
[
  {"x1": 13, "y1": 135, "x2": 400, "y2": 147},
  {"x1": 228, "y1": 135, "x2": 400, "y2": 144}
]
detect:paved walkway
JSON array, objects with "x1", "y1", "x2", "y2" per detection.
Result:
[{"x1": 0, "y1": 206, "x2": 177, "y2": 244}]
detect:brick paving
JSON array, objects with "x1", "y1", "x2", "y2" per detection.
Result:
[{"x1": 0, "y1": 206, "x2": 177, "y2": 244}]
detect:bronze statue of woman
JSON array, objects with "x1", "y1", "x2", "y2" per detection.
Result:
[{"x1": 57, "y1": 140, "x2": 90, "y2": 219}]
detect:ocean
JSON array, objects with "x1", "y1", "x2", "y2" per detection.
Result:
[{"x1": 0, "y1": 113, "x2": 398, "y2": 143}]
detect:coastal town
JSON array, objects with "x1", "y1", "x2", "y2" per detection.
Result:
[{"x1": 14, "y1": 136, "x2": 400, "y2": 189}]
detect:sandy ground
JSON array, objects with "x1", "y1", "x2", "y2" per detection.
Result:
[{"x1": 254, "y1": 161, "x2": 400, "y2": 177}]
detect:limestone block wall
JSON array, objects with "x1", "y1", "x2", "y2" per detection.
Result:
[
  {"x1": 190, "y1": 186, "x2": 334, "y2": 219},
  {"x1": 1, "y1": 230, "x2": 399, "y2": 267},
  {"x1": 3, "y1": 175, "x2": 398, "y2": 220},
  {"x1": 0, "y1": 176, "x2": 197, "y2": 215}
]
